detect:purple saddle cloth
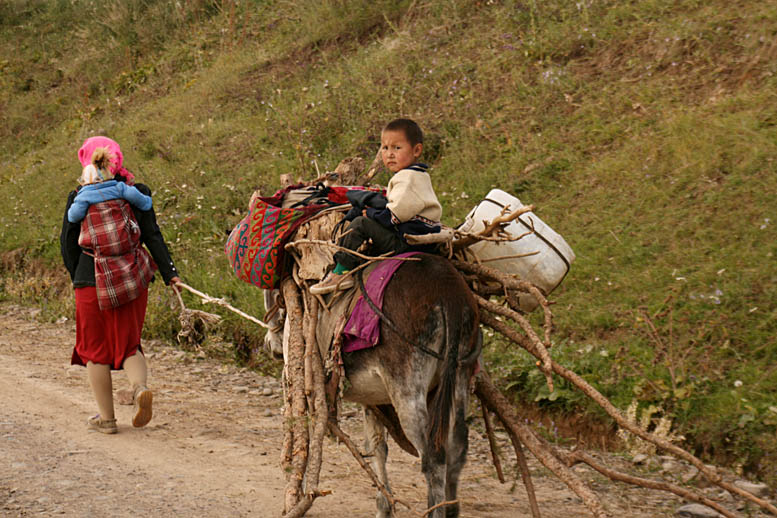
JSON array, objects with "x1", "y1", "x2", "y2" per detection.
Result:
[{"x1": 342, "y1": 252, "x2": 421, "y2": 353}]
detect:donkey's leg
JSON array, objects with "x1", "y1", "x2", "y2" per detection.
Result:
[
  {"x1": 363, "y1": 406, "x2": 392, "y2": 518},
  {"x1": 443, "y1": 369, "x2": 471, "y2": 518},
  {"x1": 392, "y1": 390, "x2": 448, "y2": 518}
]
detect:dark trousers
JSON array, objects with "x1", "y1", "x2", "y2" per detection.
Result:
[{"x1": 333, "y1": 216, "x2": 408, "y2": 271}]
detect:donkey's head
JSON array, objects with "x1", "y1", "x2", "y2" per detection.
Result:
[
  {"x1": 263, "y1": 322, "x2": 285, "y2": 359},
  {"x1": 262, "y1": 289, "x2": 286, "y2": 359}
]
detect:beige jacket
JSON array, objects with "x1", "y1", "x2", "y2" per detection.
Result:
[{"x1": 386, "y1": 166, "x2": 442, "y2": 224}]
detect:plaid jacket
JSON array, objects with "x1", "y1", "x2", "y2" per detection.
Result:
[{"x1": 78, "y1": 199, "x2": 157, "y2": 310}]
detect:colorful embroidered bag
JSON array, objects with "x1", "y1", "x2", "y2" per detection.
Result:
[{"x1": 224, "y1": 195, "x2": 321, "y2": 289}]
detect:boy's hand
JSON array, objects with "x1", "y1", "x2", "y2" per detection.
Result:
[{"x1": 362, "y1": 209, "x2": 368, "y2": 217}]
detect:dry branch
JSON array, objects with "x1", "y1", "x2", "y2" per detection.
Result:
[
  {"x1": 286, "y1": 238, "x2": 421, "y2": 264},
  {"x1": 327, "y1": 421, "x2": 411, "y2": 513},
  {"x1": 457, "y1": 226, "x2": 535, "y2": 244},
  {"x1": 506, "y1": 419, "x2": 542, "y2": 518},
  {"x1": 280, "y1": 173, "x2": 294, "y2": 188},
  {"x1": 355, "y1": 148, "x2": 384, "y2": 186},
  {"x1": 281, "y1": 278, "x2": 309, "y2": 514},
  {"x1": 422, "y1": 500, "x2": 460, "y2": 517},
  {"x1": 564, "y1": 450, "x2": 740, "y2": 518},
  {"x1": 303, "y1": 298, "x2": 314, "y2": 398},
  {"x1": 171, "y1": 283, "x2": 222, "y2": 348},
  {"x1": 474, "y1": 371, "x2": 609, "y2": 518},
  {"x1": 451, "y1": 260, "x2": 553, "y2": 347},
  {"x1": 452, "y1": 204, "x2": 535, "y2": 250},
  {"x1": 480, "y1": 402, "x2": 505, "y2": 484},
  {"x1": 283, "y1": 291, "x2": 330, "y2": 518},
  {"x1": 478, "y1": 251, "x2": 540, "y2": 262},
  {"x1": 176, "y1": 281, "x2": 270, "y2": 329},
  {"x1": 475, "y1": 293, "x2": 554, "y2": 392},
  {"x1": 304, "y1": 292, "x2": 328, "y2": 492},
  {"x1": 404, "y1": 227, "x2": 456, "y2": 245},
  {"x1": 478, "y1": 312, "x2": 776, "y2": 516},
  {"x1": 551, "y1": 356, "x2": 776, "y2": 514},
  {"x1": 314, "y1": 156, "x2": 364, "y2": 185}
]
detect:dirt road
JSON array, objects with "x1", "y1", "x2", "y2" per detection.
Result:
[{"x1": 0, "y1": 303, "x2": 717, "y2": 517}]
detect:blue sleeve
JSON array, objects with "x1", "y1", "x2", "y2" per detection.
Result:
[
  {"x1": 366, "y1": 207, "x2": 395, "y2": 228},
  {"x1": 67, "y1": 198, "x2": 88, "y2": 223},
  {"x1": 119, "y1": 183, "x2": 153, "y2": 211}
]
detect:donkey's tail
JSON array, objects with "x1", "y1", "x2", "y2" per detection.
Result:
[{"x1": 427, "y1": 298, "x2": 479, "y2": 453}]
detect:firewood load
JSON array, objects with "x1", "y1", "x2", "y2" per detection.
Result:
[{"x1": 264, "y1": 157, "x2": 775, "y2": 518}]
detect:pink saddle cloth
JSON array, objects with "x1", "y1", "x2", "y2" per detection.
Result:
[{"x1": 342, "y1": 252, "x2": 421, "y2": 353}]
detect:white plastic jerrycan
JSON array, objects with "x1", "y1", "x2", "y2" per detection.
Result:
[{"x1": 459, "y1": 189, "x2": 575, "y2": 312}]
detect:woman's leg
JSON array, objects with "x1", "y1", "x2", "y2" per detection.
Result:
[
  {"x1": 123, "y1": 352, "x2": 153, "y2": 427},
  {"x1": 86, "y1": 361, "x2": 114, "y2": 420},
  {"x1": 122, "y1": 351, "x2": 147, "y2": 391}
]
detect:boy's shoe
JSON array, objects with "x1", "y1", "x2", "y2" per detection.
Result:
[
  {"x1": 87, "y1": 415, "x2": 118, "y2": 434},
  {"x1": 132, "y1": 386, "x2": 153, "y2": 428},
  {"x1": 310, "y1": 272, "x2": 354, "y2": 295}
]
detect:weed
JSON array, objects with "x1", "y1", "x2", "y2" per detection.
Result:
[{"x1": 617, "y1": 400, "x2": 684, "y2": 457}]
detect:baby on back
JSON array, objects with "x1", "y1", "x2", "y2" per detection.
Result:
[{"x1": 67, "y1": 147, "x2": 152, "y2": 223}]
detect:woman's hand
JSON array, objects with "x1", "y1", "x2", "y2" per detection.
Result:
[{"x1": 168, "y1": 276, "x2": 182, "y2": 292}]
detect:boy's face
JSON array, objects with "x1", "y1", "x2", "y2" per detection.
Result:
[{"x1": 380, "y1": 129, "x2": 423, "y2": 173}]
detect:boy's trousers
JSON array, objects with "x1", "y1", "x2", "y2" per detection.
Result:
[{"x1": 334, "y1": 216, "x2": 408, "y2": 271}]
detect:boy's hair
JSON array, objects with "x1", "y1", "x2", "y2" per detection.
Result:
[{"x1": 383, "y1": 118, "x2": 424, "y2": 146}]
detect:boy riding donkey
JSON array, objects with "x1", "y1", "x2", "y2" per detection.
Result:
[{"x1": 310, "y1": 118, "x2": 442, "y2": 294}]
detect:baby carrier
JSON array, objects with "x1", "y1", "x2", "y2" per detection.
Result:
[{"x1": 78, "y1": 199, "x2": 156, "y2": 310}]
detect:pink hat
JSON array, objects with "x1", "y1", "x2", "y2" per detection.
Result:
[{"x1": 77, "y1": 136, "x2": 135, "y2": 184}]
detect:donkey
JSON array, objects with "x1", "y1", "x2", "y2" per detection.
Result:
[{"x1": 263, "y1": 253, "x2": 481, "y2": 518}]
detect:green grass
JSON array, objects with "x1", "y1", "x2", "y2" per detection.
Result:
[{"x1": 1, "y1": 0, "x2": 776, "y2": 484}]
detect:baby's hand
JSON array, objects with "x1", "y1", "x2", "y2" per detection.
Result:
[{"x1": 249, "y1": 190, "x2": 261, "y2": 209}]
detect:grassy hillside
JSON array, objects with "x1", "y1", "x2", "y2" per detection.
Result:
[{"x1": 1, "y1": 0, "x2": 776, "y2": 483}]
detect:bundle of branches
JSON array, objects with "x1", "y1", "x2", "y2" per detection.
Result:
[
  {"x1": 279, "y1": 273, "x2": 331, "y2": 518},
  {"x1": 171, "y1": 282, "x2": 223, "y2": 349},
  {"x1": 442, "y1": 207, "x2": 776, "y2": 518},
  {"x1": 271, "y1": 159, "x2": 775, "y2": 518}
]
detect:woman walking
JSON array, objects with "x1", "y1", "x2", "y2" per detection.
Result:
[{"x1": 60, "y1": 136, "x2": 180, "y2": 434}]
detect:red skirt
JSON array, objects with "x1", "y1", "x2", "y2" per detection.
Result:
[{"x1": 72, "y1": 286, "x2": 148, "y2": 370}]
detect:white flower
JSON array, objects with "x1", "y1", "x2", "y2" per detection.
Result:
[{"x1": 734, "y1": 380, "x2": 743, "y2": 388}]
